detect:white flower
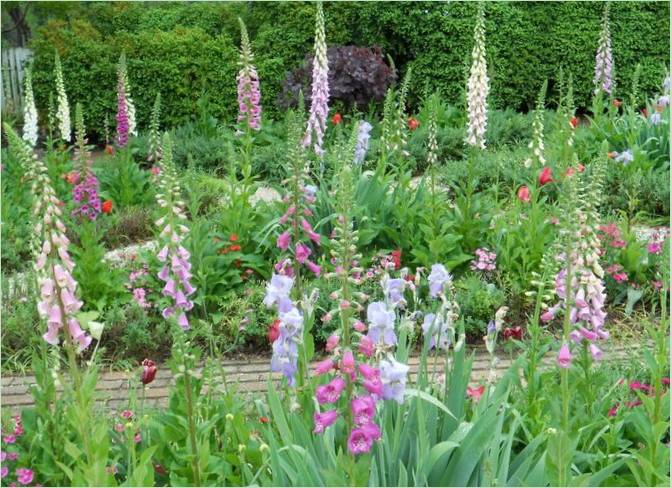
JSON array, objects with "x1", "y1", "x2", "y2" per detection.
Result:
[{"x1": 22, "y1": 70, "x2": 38, "y2": 147}]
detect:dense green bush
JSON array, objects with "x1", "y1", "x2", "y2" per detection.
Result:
[{"x1": 27, "y1": 2, "x2": 669, "y2": 138}]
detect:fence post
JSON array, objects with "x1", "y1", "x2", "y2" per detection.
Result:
[{"x1": 1, "y1": 47, "x2": 33, "y2": 112}]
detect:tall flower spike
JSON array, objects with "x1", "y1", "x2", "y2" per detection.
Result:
[
  {"x1": 524, "y1": 80, "x2": 547, "y2": 168},
  {"x1": 118, "y1": 53, "x2": 137, "y2": 137},
  {"x1": 116, "y1": 72, "x2": 129, "y2": 147},
  {"x1": 22, "y1": 68, "x2": 38, "y2": 147},
  {"x1": 71, "y1": 103, "x2": 101, "y2": 221},
  {"x1": 54, "y1": 52, "x2": 71, "y2": 142},
  {"x1": 303, "y1": 1, "x2": 329, "y2": 157},
  {"x1": 466, "y1": 3, "x2": 489, "y2": 149},
  {"x1": 594, "y1": 3, "x2": 614, "y2": 95},
  {"x1": 147, "y1": 92, "x2": 162, "y2": 163},
  {"x1": 236, "y1": 18, "x2": 262, "y2": 132},
  {"x1": 544, "y1": 150, "x2": 609, "y2": 363},
  {"x1": 4, "y1": 124, "x2": 92, "y2": 351},
  {"x1": 353, "y1": 121, "x2": 372, "y2": 165},
  {"x1": 155, "y1": 133, "x2": 196, "y2": 331},
  {"x1": 394, "y1": 70, "x2": 411, "y2": 158}
]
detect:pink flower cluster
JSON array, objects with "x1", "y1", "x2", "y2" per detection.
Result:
[
  {"x1": 127, "y1": 265, "x2": 152, "y2": 309},
  {"x1": 470, "y1": 247, "x2": 496, "y2": 272},
  {"x1": 1, "y1": 417, "x2": 34, "y2": 486},
  {"x1": 237, "y1": 67, "x2": 262, "y2": 131},
  {"x1": 116, "y1": 75, "x2": 129, "y2": 147},
  {"x1": 598, "y1": 223, "x2": 626, "y2": 249},
  {"x1": 302, "y1": 2, "x2": 329, "y2": 156},
  {"x1": 71, "y1": 173, "x2": 101, "y2": 221},
  {"x1": 276, "y1": 185, "x2": 322, "y2": 278},
  {"x1": 549, "y1": 267, "x2": 608, "y2": 369},
  {"x1": 154, "y1": 138, "x2": 196, "y2": 330},
  {"x1": 33, "y1": 168, "x2": 92, "y2": 351},
  {"x1": 313, "y1": 343, "x2": 408, "y2": 454}
]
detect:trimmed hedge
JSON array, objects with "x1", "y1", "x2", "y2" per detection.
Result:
[{"x1": 28, "y1": 1, "x2": 669, "y2": 136}]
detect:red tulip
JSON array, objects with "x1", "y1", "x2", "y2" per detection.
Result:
[
  {"x1": 331, "y1": 113, "x2": 342, "y2": 125},
  {"x1": 141, "y1": 359, "x2": 157, "y2": 385},
  {"x1": 102, "y1": 200, "x2": 113, "y2": 214},
  {"x1": 407, "y1": 117, "x2": 419, "y2": 131},
  {"x1": 569, "y1": 116, "x2": 578, "y2": 128},
  {"x1": 538, "y1": 167, "x2": 553, "y2": 186},
  {"x1": 517, "y1": 185, "x2": 531, "y2": 203},
  {"x1": 466, "y1": 385, "x2": 485, "y2": 401},
  {"x1": 268, "y1": 319, "x2": 281, "y2": 343}
]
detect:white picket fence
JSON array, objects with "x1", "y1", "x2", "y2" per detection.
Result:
[{"x1": 1, "y1": 47, "x2": 32, "y2": 112}]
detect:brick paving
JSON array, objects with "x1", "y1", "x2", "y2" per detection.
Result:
[{"x1": 0, "y1": 345, "x2": 638, "y2": 413}]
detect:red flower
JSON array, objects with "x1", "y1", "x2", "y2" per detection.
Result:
[
  {"x1": 154, "y1": 464, "x2": 167, "y2": 476},
  {"x1": 607, "y1": 404, "x2": 619, "y2": 417},
  {"x1": 613, "y1": 99, "x2": 622, "y2": 108},
  {"x1": 391, "y1": 249, "x2": 402, "y2": 270},
  {"x1": 268, "y1": 319, "x2": 281, "y2": 343},
  {"x1": 569, "y1": 116, "x2": 578, "y2": 128},
  {"x1": 538, "y1": 167, "x2": 553, "y2": 186},
  {"x1": 404, "y1": 274, "x2": 415, "y2": 282},
  {"x1": 407, "y1": 117, "x2": 419, "y2": 131},
  {"x1": 105, "y1": 145, "x2": 115, "y2": 155},
  {"x1": 466, "y1": 384, "x2": 485, "y2": 401},
  {"x1": 662, "y1": 377, "x2": 670, "y2": 386},
  {"x1": 577, "y1": 163, "x2": 585, "y2": 173},
  {"x1": 150, "y1": 166, "x2": 161, "y2": 176},
  {"x1": 229, "y1": 244, "x2": 241, "y2": 252},
  {"x1": 641, "y1": 108, "x2": 648, "y2": 118},
  {"x1": 102, "y1": 200, "x2": 113, "y2": 214},
  {"x1": 141, "y1": 359, "x2": 157, "y2": 385},
  {"x1": 331, "y1": 113, "x2": 342, "y2": 125},
  {"x1": 229, "y1": 233, "x2": 239, "y2": 242},
  {"x1": 607, "y1": 151, "x2": 617, "y2": 159},
  {"x1": 259, "y1": 416, "x2": 270, "y2": 424},
  {"x1": 502, "y1": 326, "x2": 523, "y2": 341},
  {"x1": 565, "y1": 167, "x2": 575, "y2": 177},
  {"x1": 517, "y1": 185, "x2": 530, "y2": 203}
]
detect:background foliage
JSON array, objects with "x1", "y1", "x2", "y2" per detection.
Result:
[{"x1": 23, "y1": 1, "x2": 670, "y2": 137}]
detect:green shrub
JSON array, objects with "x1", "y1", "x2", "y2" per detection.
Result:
[
  {"x1": 27, "y1": 2, "x2": 669, "y2": 138},
  {"x1": 455, "y1": 274, "x2": 505, "y2": 336}
]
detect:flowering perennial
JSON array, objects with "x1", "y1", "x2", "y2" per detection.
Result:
[
  {"x1": 303, "y1": 2, "x2": 329, "y2": 156},
  {"x1": 466, "y1": 4, "x2": 489, "y2": 149},
  {"x1": 311, "y1": 134, "x2": 409, "y2": 455},
  {"x1": 154, "y1": 134, "x2": 196, "y2": 330},
  {"x1": 543, "y1": 154, "x2": 610, "y2": 367},
  {"x1": 265, "y1": 273, "x2": 303, "y2": 385},
  {"x1": 524, "y1": 81, "x2": 547, "y2": 168},
  {"x1": 593, "y1": 3, "x2": 614, "y2": 95},
  {"x1": 237, "y1": 18, "x2": 262, "y2": 132},
  {"x1": 54, "y1": 52, "x2": 71, "y2": 142},
  {"x1": 71, "y1": 104, "x2": 101, "y2": 220},
  {"x1": 116, "y1": 74, "x2": 129, "y2": 147},
  {"x1": 423, "y1": 263, "x2": 459, "y2": 351},
  {"x1": 147, "y1": 92, "x2": 162, "y2": 163},
  {"x1": 118, "y1": 54, "x2": 137, "y2": 137},
  {"x1": 22, "y1": 68, "x2": 38, "y2": 147},
  {"x1": 471, "y1": 248, "x2": 496, "y2": 272},
  {"x1": 354, "y1": 121, "x2": 372, "y2": 164},
  {"x1": 4, "y1": 125, "x2": 92, "y2": 351}
]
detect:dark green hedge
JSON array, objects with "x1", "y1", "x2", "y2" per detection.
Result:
[{"x1": 29, "y1": 1, "x2": 669, "y2": 136}]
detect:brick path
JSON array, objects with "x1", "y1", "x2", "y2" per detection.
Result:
[{"x1": 0, "y1": 345, "x2": 638, "y2": 413}]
